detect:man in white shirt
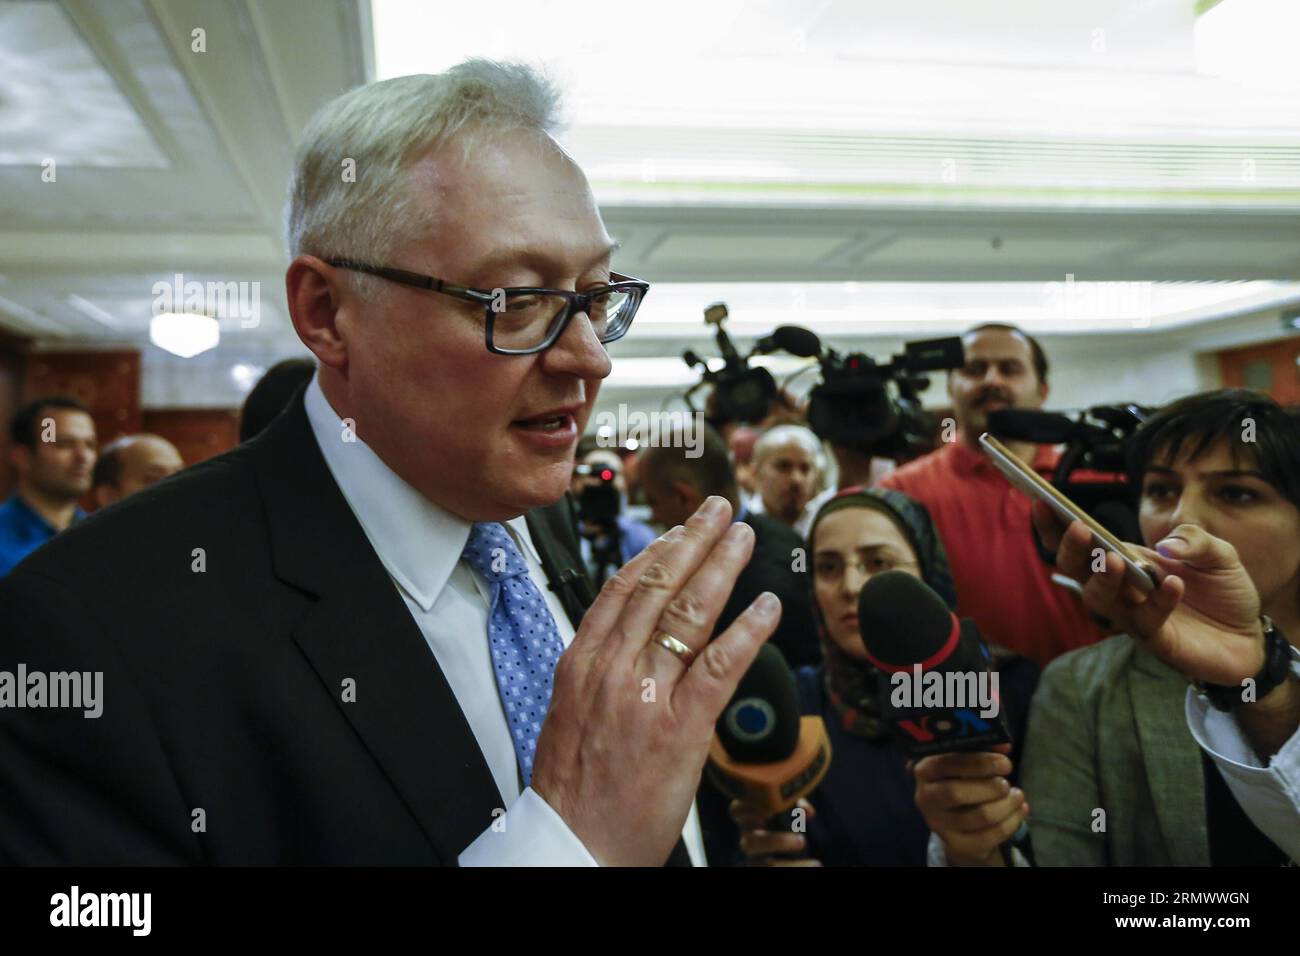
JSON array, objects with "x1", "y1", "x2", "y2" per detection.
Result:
[{"x1": 0, "y1": 61, "x2": 777, "y2": 866}]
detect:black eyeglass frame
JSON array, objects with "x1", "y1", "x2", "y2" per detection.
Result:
[{"x1": 324, "y1": 258, "x2": 649, "y2": 355}]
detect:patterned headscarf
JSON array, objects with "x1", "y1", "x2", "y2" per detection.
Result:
[{"x1": 806, "y1": 486, "x2": 958, "y2": 739}]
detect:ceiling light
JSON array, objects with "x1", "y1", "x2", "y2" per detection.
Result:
[
  {"x1": 150, "y1": 312, "x2": 219, "y2": 358},
  {"x1": 1195, "y1": 0, "x2": 1300, "y2": 91},
  {"x1": 230, "y1": 363, "x2": 264, "y2": 391}
]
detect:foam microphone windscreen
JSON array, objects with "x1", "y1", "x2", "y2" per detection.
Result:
[
  {"x1": 986, "y1": 408, "x2": 1077, "y2": 445},
  {"x1": 857, "y1": 569, "x2": 959, "y2": 673},
  {"x1": 771, "y1": 325, "x2": 823, "y2": 358},
  {"x1": 715, "y1": 644, "x2": 801, "y2": 764}
]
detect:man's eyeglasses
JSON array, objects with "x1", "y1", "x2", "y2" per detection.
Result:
[{"x1": 325, "y1": 259, "x2": 649, "y2": 355}]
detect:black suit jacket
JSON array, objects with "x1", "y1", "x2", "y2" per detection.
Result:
[
  {"x1": 714, "y1": 513, "x2": 819, "y2": 670},
  {"x1": 0, "y1": 391, "x2": 685, "y2": 865}
]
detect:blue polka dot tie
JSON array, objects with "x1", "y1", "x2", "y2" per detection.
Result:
[{"x1": 460, "y1": 522, "x2": 566, "y2": 786}]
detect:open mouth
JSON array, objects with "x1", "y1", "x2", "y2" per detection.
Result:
[{"x1": 512, "y1": 413, "x2": 574, "y2": 432}]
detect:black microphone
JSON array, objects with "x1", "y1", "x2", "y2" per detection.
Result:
[
  {"x1": 987, "y1": 408, "x2": 1113, "y2": 447},
  {"x1": 856, "y1": 570, "x2": 1011, "y2": 757},
  {"x1": 986, "y1": 408, "x2": 1078, "y2": 445},
  {"x1": 858, "y1": 572, "x2": 1030, "y2": 865},
  {"x1": 754, "y1": 325, "x2": 823, "y2": 359},
  {"x1": 705, "y1": 644, "x2": 832, "y2": 843}
]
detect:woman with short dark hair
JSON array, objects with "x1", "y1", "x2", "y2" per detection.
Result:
[{"x1": 919, "y1": 389, "x2": 1300, "y2": 866}]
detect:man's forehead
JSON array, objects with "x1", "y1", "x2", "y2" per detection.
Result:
[
  {"x1": 963, "y1": 329, "x2": 1032, "y2": 361},
  {"x1": 770, "y1": 444, "x2": 813, "y2": 461},
  {"x1": 127, "y1": 437, "x2": 179, "y2": 462},
  {"x1": 46, "y1": 409, "x2": 95, "y2": 432},
  {"x1": 404, "y1": 133, "x2": 611, "y2": 274}
]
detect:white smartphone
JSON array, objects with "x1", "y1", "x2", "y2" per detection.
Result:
[{"x1": 979, "y1": 432, "x2": 1160, "y2": 594}]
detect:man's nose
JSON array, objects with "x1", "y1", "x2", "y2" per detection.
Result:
[
  {"x1": 542, "y1": 307, "x2": 612, "y2": 380},
  {"x1": 981, "y1": 366, "x2": 1007, "y2": 389}
]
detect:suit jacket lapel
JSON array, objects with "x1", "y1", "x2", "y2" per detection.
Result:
[
  {"x1": 1128, "y1": 644, "x2": 1209, "y2": 866},
  {"x1": 525, "y1": 495, "x2": 596, "y2": 630},
  {"x1": 251, "y1": 391, "x2": 502, "y2": 862}
]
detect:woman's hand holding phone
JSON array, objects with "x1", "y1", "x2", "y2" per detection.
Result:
[{"x1": 1031, "y1": 501, "x2": 1267, "y2": 687}]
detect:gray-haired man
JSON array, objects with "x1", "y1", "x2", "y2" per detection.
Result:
[{"x1": 0, "y1": 61, "x2": 778, "y2": 866}]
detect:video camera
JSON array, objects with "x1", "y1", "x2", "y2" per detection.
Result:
[
  {"x1": 572, "y1": 461, "x2": 623, "y2": 584},
  {"x1": 572, "y1": 462, "x2": 620, "y2": 528},
  {"x1": 796, "y1": 331, "x2": 965, "y2": 459},
  {"x1": 986, "y1": 404, "x2": 1152, "y2": 548},
  {"x1": 680, "y1": 302, "x2": 965, "y2": 459},
  {"x1": 681, "y1": 303, "x2": 779, "y2": 425}
]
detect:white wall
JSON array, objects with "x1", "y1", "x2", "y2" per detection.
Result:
[{"x1": 590, "y1": 304, "x2": 1295, "y2": 424}]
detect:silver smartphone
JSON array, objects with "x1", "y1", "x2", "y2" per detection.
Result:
[{"x1": 979, "y1": 432, "x2": 1160, "y2": 593}]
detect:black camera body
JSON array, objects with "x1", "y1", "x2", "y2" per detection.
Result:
[
  {"x1": 683, "y1": 303, "x2": 777, "y2": 425},
  {"x1": 806, "y1": 336, "x2": 964, "y2": 459},
  {"x1": 681, "y1": 303, "x2": 965, "y2": 461},
  {"x1": 986, "y1": 404, "x2": 1151, "y2": 551},
  {"x1": 573, "y1": 463, "x2": 621, "y2": 528}
]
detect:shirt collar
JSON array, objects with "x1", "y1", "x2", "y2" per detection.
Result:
[
  {"x1": 945, "y1": 435, "x2": 1059, "y2": 477},
  {"x1": 8, "y1": 493, "x2": 83, "y2": 534},
  {"x1": 303, "y1": 373, "x2": 541, "y2": 611}
]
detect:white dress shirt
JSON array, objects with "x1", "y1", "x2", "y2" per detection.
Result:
[
  {"x1": 1186, "y1": 646, "x2": 1300, "y2": 864},
  {"x1": 304, "y1": 374, "x2": 705, "y2": 866},
  {"x1": 926, "y1": 647, "x2": 1300, "y2": 866}
]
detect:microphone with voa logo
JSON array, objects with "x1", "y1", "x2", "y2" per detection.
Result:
[
  {"x1": 857, "y1": 570, "x2": 1011, "y2": 758},
  {"x1": 705, "y1": 644, "x2": 832, "y2": 830}
]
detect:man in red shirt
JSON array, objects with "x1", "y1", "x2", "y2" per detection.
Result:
[{"x1": 879, "y1": 324, "x2": 1105, "y2": 667}]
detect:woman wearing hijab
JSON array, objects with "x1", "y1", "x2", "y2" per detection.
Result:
[{"x1": 730, "y1": 487, "x2": 1039, "y2": 865}]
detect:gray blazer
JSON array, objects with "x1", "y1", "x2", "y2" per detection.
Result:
[{"x1": 1023, "y1": 634, "x2": 1211, "y2": 866}]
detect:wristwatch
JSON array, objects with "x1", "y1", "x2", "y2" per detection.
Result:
[{"x1": 1197, "y1": 616, "x2": 1294, "y2": 712}]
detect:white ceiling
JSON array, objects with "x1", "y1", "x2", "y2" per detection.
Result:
[{"x1": 0, "y1": 0, "x2": 1297, "y2": 410}]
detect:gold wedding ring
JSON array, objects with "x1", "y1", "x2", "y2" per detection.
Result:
[{"x1": 651, "y1": 631, "x2": 696, "y2": 668}]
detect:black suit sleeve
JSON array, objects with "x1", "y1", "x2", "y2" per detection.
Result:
[
  {"x1": 0, "y1": 570, "x2": 201, "y2": 864},
  {"x1": 714, "y1": 516, "x2": 820, "y2": 669}
]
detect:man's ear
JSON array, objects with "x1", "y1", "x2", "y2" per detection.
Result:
[
  {"x1": 92, "y1": 486, "x2": 115, "y2": 510},
  {"x1": 285, "y1": 255, "x2": 351, "y2": 370},
  {"x1": 1037, "y1": 379, "x2": 1050, "y2": 406},
  {"x1": 673, "y1": 480, "x2": 704, "y2": 512},
  {"x1": 9, "y1": 443, "x2": 30, "y2": 474}
]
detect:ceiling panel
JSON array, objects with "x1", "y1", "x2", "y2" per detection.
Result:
[
  {"x1": 863, "y1": 235, "x2": 1136, "y2": 267},
  {"x1": 0, "y1": 0, "x2": 167, "y2": 167},
  {"x1": 649, "y1": 233, "x2": 851, "y2": 265}
]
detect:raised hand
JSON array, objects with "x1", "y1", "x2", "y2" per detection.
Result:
[
  {"x1": 531, "y1": 496, "x2": 782, "y2": 866},
  {"x1": 1032, "y1": 501, "x2": 1266, "y2": 686}
]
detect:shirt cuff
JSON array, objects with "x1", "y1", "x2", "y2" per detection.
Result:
[
  {"x1": 926, "y1": 831, "x2": 1029, "y2": 867},
  {"x1": 926, "y1": 831, "x2": 951, "y2": 867},
  {"x1": 458, "y1": 787, "x2": 599, "y2": 867},
  {"x1": 1185, "y1": 647, "x2": 1300, "y2": 864}
]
